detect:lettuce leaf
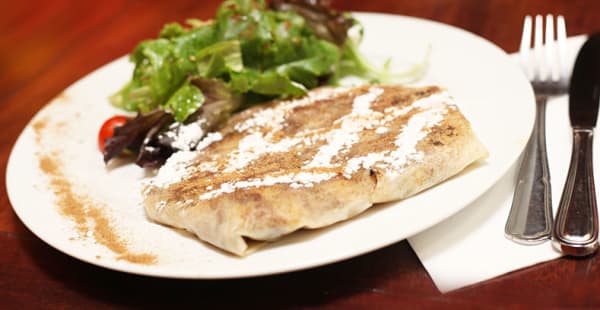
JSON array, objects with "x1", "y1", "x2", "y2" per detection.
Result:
[
  {"x1": 163, "y1": 81, "x2": 205, "y2": 123},
  {"x1": 110, "y1": 0, "x2": 348, "y2": 123},
  {"x1": 105, "y1": 0, "x2": 425, "y2": 167}
]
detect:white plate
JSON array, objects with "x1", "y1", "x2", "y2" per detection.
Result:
[{"x1": 6, "y1": 13, "x2": 534, "y2": 278}]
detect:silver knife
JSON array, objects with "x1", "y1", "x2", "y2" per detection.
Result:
[{"x1": 552, "y1": 33, "x2": 600, "y2": 256}]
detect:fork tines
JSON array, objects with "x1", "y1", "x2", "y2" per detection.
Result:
[{"x1": 519, "y1": 14, "x2": 567, "y2": 83}]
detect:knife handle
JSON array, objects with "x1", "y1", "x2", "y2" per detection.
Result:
[
  {"x1": 505, "y1": 97, "x2": 553, "y2": 244},
  {"x1": 552, "y1": 128, "x2": 599, "y2": 256}
]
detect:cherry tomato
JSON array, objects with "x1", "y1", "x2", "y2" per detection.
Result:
[{"x1": 98, "y1": 115, "x2": 128, "y2": 152}]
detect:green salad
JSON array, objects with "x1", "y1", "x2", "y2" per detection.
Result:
[{"x1": 101, "y1": 0, "x2": 425, "y2": 168}]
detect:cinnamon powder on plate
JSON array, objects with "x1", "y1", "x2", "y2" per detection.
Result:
[{"x1": 33, "y1": 116, "x2": 156, "y2": 265}]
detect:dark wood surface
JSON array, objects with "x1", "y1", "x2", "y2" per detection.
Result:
[{"x1": 2, "y1": 0, "x2": 600, "y2": 308}]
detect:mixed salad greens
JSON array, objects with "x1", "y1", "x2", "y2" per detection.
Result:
[{"x1": 102, "y1": 0, "x2": 425, "y2": 168}]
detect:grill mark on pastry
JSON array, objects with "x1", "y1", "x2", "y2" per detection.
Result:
[{"x1": 388, "y1": 86, "x2": 440, "y2": 106}]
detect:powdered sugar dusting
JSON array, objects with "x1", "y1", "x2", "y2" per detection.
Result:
[
  {"x1": 375, "y1": 127, "x2": 388, "y2": 134},
  {"x1": 144, "y1": 132, "x2": 222, "y2": 189},
  {"x1": 234, "y1": 87, "x2": 347, "y2": 133},
  {"x1": 307, "y1": 87, "x2": 384, "y2": 168},
  {"x1": 195, "y1": 132, "x2": 223, "y2": 151},
  {"x1": 221, "y1": 88, "x2": 351, "y2": 173},
  {"x1": 223, "y1": 132, "x2": 301, "y2": 173},
  {"x1": 199, "y1": 172, "x2": 336, "y2": 200},
  {"x1": 343, "y1": 91, "x2": 452, "y2": 177},
  {"x1": 168, "y1": 120, "x2": 206, "y2": 151},
  {"x1": 145, "y1": 87, "x2": 456, "y2": 203},
  {"x1": 145, "y1": 150, "x2": 197, "y2": 190}
]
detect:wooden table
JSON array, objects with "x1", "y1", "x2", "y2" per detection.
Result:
[{"x1": 2, "y1": 0, "x2": 600, "y2": 308}]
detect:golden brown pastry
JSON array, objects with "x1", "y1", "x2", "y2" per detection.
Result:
[{"x1": 142, "y1": 85, "x2": 488, "y2": 256}]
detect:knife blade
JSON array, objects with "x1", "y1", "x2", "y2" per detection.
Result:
[
  {"x1": 552, "y1": 32, "x2": 600, "y2": 256},
  {"x1": 569, "y1": 35, "x2": 600, "y2": 128}
]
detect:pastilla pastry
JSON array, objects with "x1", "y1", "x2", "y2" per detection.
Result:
[{"x1": 142, "y1": 85, "x2": 488, "y2": 256}]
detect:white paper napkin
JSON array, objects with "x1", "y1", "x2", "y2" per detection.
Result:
[{"x1": 408, "y1": 35, "x2": 590, "y2": 293}]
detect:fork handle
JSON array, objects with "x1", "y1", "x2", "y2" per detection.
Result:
[
  {"x1": 552, "y1": 128, "x2": 599, "y2": 256},
  {"x1": 505, "y1": 96, "x2": 553, "y2": 244}
]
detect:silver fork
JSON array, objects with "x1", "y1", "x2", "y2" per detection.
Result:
[{"x1": 505, "y1": 14, "x2": 568, "y2": 244}]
